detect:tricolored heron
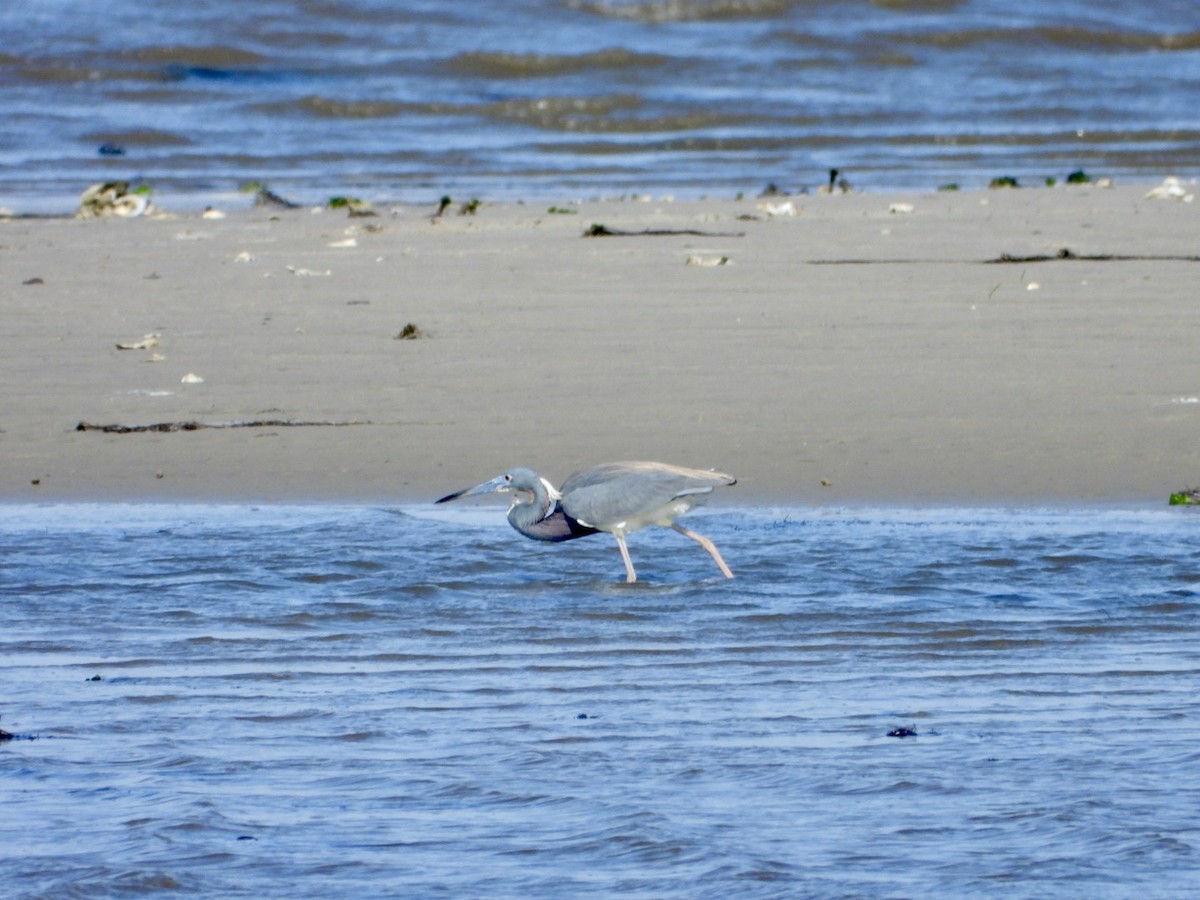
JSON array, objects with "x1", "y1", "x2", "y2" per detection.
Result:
[{"x1": 436, "y1": 461, "x2": 736, "y2": 582}]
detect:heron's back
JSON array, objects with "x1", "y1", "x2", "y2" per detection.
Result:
[{"x1": 560, "y1": 461, "x2": 736, "y2": 532}]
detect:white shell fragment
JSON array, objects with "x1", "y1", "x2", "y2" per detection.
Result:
[
  {"x1": 116, "y1": 333, "x2": 160, "y2": 350},
  {"x1": 112, "y1": 194, "x2": 149, "y2": 217},
  {"x1": 234, "y1": 251, "x2": 255, "y2": 262},
  {"x1": 201, "y1": 207, "x2": 227, "y2": 219},
  {"x1": 328, "y1": 238, "x2": 358, "y2": 248},
  {"x1": 1026, "y1": 281, "x2": 1041, "y2": 291},
  {"x1": 889, "y1": 202, "x2": 915, "y2": 214},
  {"x1": 180, "y1": 373, "x2": 205, "y2": 384},
  {"x1": 686, "y1": 255, "x2": 731, "y2": 267},
  {"x1": 1145, "y1": 176, "x2": 1194, "y2": 202},
  {"x1": 756, "y1": 200, "x2": 797, "y2": 217},
  {"x1": 287, "y1": 266, "x2": 332, "y2": 276}
]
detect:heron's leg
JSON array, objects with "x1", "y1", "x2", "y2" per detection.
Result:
[
  {"x1": 671, "y1": 524, "x2": 734, "y2": 578},
  {"x1": 614, "y1": 533, "x2": 637, "y2": 583}
]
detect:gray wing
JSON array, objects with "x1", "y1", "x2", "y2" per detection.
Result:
[{"x1": 560, "y1": 461, "x2": 735, "y2": 530}]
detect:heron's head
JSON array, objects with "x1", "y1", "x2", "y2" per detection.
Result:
[{"x1": 436, "y1": 468, "x2": 561, "y2": 506}]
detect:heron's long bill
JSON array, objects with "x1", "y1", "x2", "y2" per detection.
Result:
[{"x1": 435, "y1": 474, "x2": 509, "y2": 504}]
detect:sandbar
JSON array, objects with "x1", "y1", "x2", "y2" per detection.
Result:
[{"x1": 1, "y1": 184, "x2": 1197, "y2": 506}]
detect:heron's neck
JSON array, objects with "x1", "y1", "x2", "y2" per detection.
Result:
[{"x1": 507, "y1": 476, "x2": 559, "y2": 535}]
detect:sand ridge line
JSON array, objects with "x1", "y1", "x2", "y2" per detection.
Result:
[{"x1": 75, "y1": 419, "x2": 370, "y2": 434}]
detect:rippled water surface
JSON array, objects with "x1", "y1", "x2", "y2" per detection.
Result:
[
  {"x1": 2, "y1": 503, "x2": 1198, "y2": 896},
  {"x1": 2, "y1": 0, "x2": 1199, "y2": 210}
]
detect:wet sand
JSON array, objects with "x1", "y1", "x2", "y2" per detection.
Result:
[{"x1": 2, "y1": 184, "x2": 1197, "y2": 505}]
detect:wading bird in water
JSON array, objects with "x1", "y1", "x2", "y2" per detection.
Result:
[{"x1": 436, "y1": 461, "x2": 736, "y2": 583}]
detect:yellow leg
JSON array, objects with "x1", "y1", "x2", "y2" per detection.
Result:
[{"x1": 671, "y1": 524, "x2": 734, "y2": 579}]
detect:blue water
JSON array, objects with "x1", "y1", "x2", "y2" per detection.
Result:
[
  {"x1": 2, "y1": 503, "x2": 1198, "y2": 896},
  {"x1": 2, "y1": 0, "x2": 1199, "y2": 212}
]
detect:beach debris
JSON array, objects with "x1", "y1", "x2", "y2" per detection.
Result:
[
  {"x1": 241, "y1": 181, "x2": 301, "y2": 209},
  {"x1": 0, "y1": 714, "x2": 35, "y2": 741},
  {"x1": 686, "y1": 254, "x2": 731, "y2": 267},
  {"x1": 180, "y1": 373, "x2": 205, "y2": 384},
  {"x1": 76, "y1": 419, "x2": 369, "y2": 434},
  {"x1": 328, "y1": 237, "x2": 358, "y2": 248},
  {"x1": 329, "y1": 196, "x2": 377, "y2": 217},
  {"x1": 988, "y1": 247, "x2": 1200, "y2": 264},
  {"x1": 201, "y1": 207, "x2": 226, "y2": 219},
  {"x1": 1145, "y1": 176, "x2": 1194, "y2": 202},
  {"x1": 146, "y1": 353, "x2": 166, "y2": 363},
  {"x1": 109, "y1": 192, "x2": 149, "y2": 217},
  {"x1": 432, "y1": 195, "x2": 453, "y2": 219},
  {"x1": 1066, "y1": 170, "x2": 1092, "y2": 184},
  {"x1": 459, "y1": 198, "x2": 482, "y2": 215},
  {"x1": 23, "y1": 276, "x2": 44, "y2": 285},
  {"x1": 757, "y1": 199, "x2": 796, "y2": 217},
  {"x1": 1169, "y1": 488, "x2": 1200, "y2": 506},
  {"x1": 394, "y1": 323, "x2": 424, "y2": 340},
  {"x1": 76, "y1": 181, "x2": 154, "y2": 218},
  {"x1": 938, "y1": 183, "x2": 960, "y2": 191},
  {"x1": 286, "y1": 265, "x2": 332, "y2": 276},
  {"x1": 888, "y1": 202, "x2": 915, "y2": 214},
  {"x1": 97, "y1": 143, "x2": 125, "y2": 156},
  {"x1": 584, "y1": 223, "x2": 744, "y2": 238},
  {"x1": 116, "y1": 333, "x2": 160, "y2": 351},
  {"x1": 547, "y1": 205, "x2": 578, "y2": 214},
  {"x1": 234, "y1": 251, "x2": 255, "y2": 262},
  {"x1": 887, "y1": 726, "x2": 918, "y2": 738},
  {"x1": 817, "y1": 168, "x2": 853, "y2": 195},
  {"x1": 989, "y1": 176, "x2": 1020, "y2": 189}
]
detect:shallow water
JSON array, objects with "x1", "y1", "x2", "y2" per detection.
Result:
[
  {"x1": 2, "y1": 0, "x2": 1199, "y2": 210},
  {"x1": 2, "y1": 503, "x2": 1198, "y2": 896}
]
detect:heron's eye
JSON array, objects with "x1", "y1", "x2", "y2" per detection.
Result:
[{"x1": 504, "y1": 474, "x2": 512, "y2": 483}]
